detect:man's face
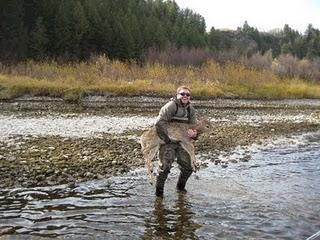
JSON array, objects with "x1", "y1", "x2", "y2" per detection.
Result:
[{"x1": 177, "y1": 89, "x2": 191, "y2": 105}]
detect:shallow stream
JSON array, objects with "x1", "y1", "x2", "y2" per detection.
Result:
[
  {"x1": 1, "y1": 130, "x2": 319, "y2": 239},
  {"x1": 1, "y1": 100, "x2": 320, "y2": 239}
]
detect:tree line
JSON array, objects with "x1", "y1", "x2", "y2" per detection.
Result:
[{"x1": 1, "y1": 0, "x2": 319, "y2": 64}]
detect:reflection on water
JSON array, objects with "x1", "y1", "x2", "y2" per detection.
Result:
[
  {"x1": 144, "y1": 193, "x2": 200, "y2": 240},
  {"x1": 0, "y1": 131, "x2": 320, "y2": 239}
]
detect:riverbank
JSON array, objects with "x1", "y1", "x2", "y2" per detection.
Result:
[{"x1": 0, "y1": 97, "x2": 320, "y2": 188}]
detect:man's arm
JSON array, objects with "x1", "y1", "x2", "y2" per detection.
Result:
[
  {"x1": 188, "y1": 105, "x2": 197, "y2": 124},
  {"x1": 155, "y1": 119, "x2": 171, "y2": 143},
  {"x1": 155, "y1": 101, "x2": 176, "y2": 143},
  {"x1": 188, "y1": 105, "x2": 198, "y2": 140}
]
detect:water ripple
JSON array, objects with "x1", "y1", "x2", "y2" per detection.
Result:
[{"x1": 1, "y1": 132, "x2": 320, "y2": 239}]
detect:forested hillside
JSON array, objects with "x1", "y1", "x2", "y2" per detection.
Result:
[{"x1": 1, "y1": 0, "x2": 319, "y2": 64}]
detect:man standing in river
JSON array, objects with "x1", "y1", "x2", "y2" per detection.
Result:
[{"x1": 155, "y1": 86, "x2": 198, "y2": 197}]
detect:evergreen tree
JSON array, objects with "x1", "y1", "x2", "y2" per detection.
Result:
[
  {"x1": 41, "y1": 0, "x2": 60, "y2": 58},
  {"x1": 1, "y1": 0, "x2": 319, "y2": 63},
  {"x1": 259, "y1": 32, "x2": 281, "y2": 57},
  {"x1": 54, "y1": 1, "x2": 73, "y2": 59},
  {"x1": 54, "y1": 0, "x2": 88, "y2": 60},
  {"x1": 81, "y1": 0, "x2": 100, "y2": 54},
  {"x1": 239, "y1": 21, "x2": 262, "y2": 56},
  {"x1": 280, "y1": 24, "x2": 301, "y2": 56},
  {"x1": 304, "y1": 24, "x2": 320, "y2": 59},
  {"x1": 70, "y1": 1, "x2": 89, "y2": 59},
  {"x1": 0, "y1": 0, "x2": 28, "y2": 62},
  {"x1": 29, "y1": 17, "x2": 48, "y2": 60},
  {"x1": 292, "y1": 36, "x2": 306, "y2": 59}
]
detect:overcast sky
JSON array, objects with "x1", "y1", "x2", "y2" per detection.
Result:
[{"x1": 174, "y1": 0, "x2": 320, "y2": 33}]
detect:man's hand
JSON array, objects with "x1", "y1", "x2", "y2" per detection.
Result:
[{"x1": 187, "y1": 129, "x2": 197, "y2": 139}]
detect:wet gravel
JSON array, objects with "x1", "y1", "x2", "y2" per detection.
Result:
[{"x1": 0, "y1": 97, "x2": 320, "y2": 188}]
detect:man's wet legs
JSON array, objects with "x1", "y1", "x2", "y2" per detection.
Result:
[
  {"x1": 156, "y1": 144, "x2": 176, "y2": 197},
  {"x1": 155, "y1": 172, "x2": 167, "y2": 197},
  {"x1": 176, "y1": 146, "x2": 193, "y2": 192},
  {"x1": 176, "y1": 169, "x2": 192, "y2": 192}
]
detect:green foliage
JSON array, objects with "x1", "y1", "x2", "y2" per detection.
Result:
[
  {"x1": 54, "y1": 0, "x2": 88, "y2": 60},
  {"x1": 29, "y1": 17, "x2": 48, "y2": 60},
  {"x1": 0, "y1": 0, "x2": 28, "y2": 62},
  {"x1": 0, "y1": 0, "x2": 320, "y2": 63}
]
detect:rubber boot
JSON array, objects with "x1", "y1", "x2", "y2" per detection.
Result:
[
  {"x1": 155, "y1": 171, "x2": 168, "y2": 197},
  {"x1": 176, "y1": 170, "x2": 192, "y2": 193},
  {"x1": 176, "y1": 178, "x2": 187, "y2": 193},
  {"x1": 155, "y1": 186, "x2": 164, "y2": 197}
]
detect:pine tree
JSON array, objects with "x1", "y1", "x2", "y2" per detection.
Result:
[
  {"x1": 304, "y1": 24, "x2": 320, "y2": 59},
  {"x1": 54, "y1": 1, "x2": 73, "y2": 59},
  {"x1": 0, "y1": 0, "x2": 28, "y2": 62},
  {"x1": 29, "y1": 17, "x2": 48, "y2": 60},
  {"x1": 70, "y1": 1, "x2": 89, "y2": 58}
]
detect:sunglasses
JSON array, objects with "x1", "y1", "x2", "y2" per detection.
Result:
[{"x1": 179, "y1": 92, "x2": 190, "y2": 97}]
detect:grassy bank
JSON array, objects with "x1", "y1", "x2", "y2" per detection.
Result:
[{"x1": 1, "y1": 57, "x2": 320, "y2": 100}]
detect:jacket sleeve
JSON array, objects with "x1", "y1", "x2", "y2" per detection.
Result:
[
  {"x1": 189, "y1": 105, "x2": 199, "y2": 140},
  {"x1": 189, "y1": 105, "x2": 197, "y2": 124},
  {"x1": 155, "y1": 101, "x2": 176, "y2": 143}
]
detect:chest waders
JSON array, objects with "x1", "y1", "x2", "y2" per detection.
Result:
[{"x1": 155, "y1": 103, "x2": 193, "y2": 197}]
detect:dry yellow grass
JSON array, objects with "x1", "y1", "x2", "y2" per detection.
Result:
[{"x1": 1, "y1": 58, "x2": 320, "y2": 100}]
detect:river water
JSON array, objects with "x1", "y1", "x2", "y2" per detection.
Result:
[{"x1": 1, "y1": 129, "x2": 319, "y2": 239}]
